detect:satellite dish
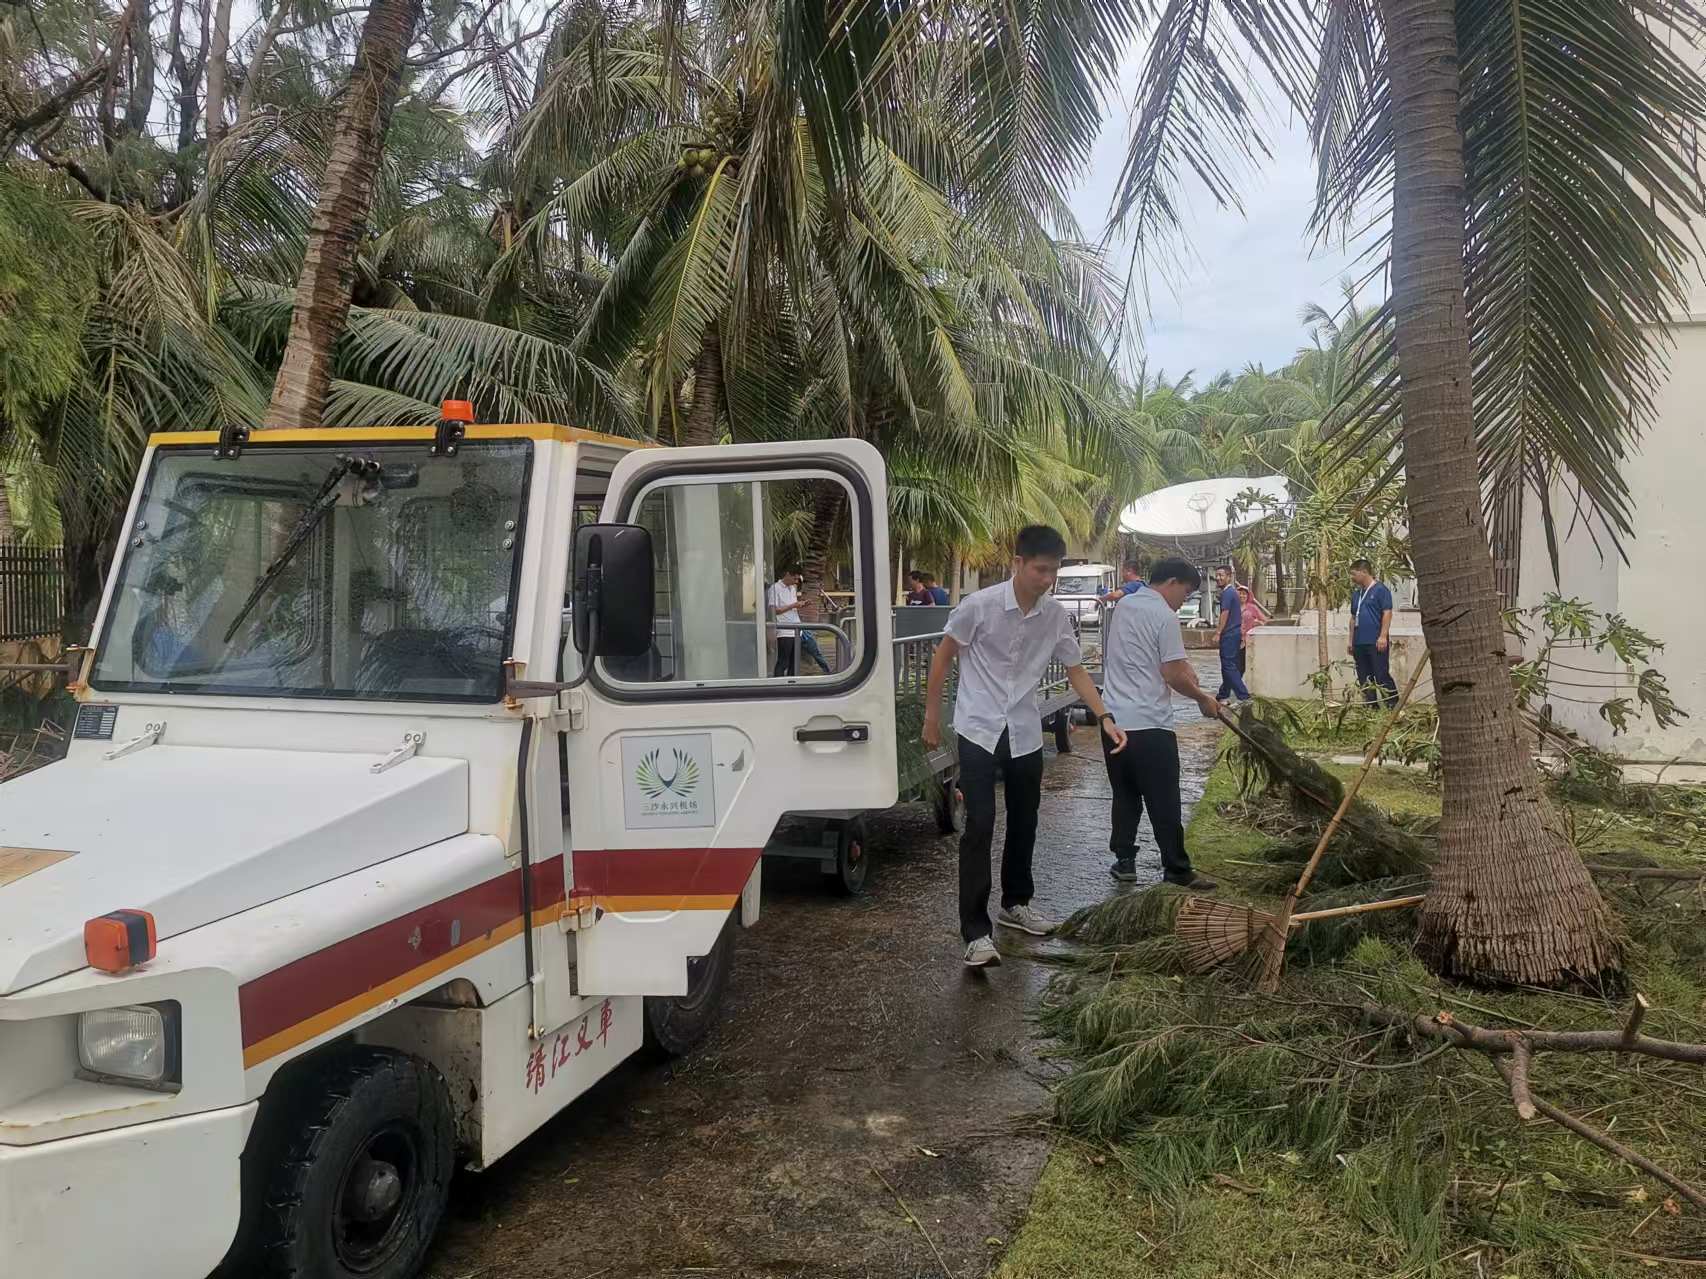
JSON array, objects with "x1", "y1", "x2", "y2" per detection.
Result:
[{"x1": 1119, "y1": 475, "x2": 1291, "y2": 544}]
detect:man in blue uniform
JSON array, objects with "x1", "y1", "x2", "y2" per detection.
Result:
[
  {"x1": 1212, "y1": 565, "x2": 1250, "y2": 702},
  {"x1": 1100, "y1": 560, "x2": 1146, "y2": 605},
  {"x1": 1348, "y1": 558, "x2": 1397, "y2": 706}
]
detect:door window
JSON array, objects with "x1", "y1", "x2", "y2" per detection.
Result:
[{"x1": 598, "y1": 471, "x2": 863, "y2": 691}]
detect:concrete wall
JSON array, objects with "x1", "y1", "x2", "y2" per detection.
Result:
[{"x1": 1244, "y1": 613, "x2": 1432, "y2": 703}]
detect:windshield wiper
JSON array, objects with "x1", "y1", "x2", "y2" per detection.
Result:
[{"x1": 221, "y1": 454, "x2": 377, "y2": 642}]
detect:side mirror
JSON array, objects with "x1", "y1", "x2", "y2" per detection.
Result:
[{"x1": 573, "y1": 523, "x2": 653, "y2": 658}]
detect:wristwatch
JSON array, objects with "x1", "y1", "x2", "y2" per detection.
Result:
[{"x1": 1098, "y1": 712, "x2": 1116, "y2": 726}]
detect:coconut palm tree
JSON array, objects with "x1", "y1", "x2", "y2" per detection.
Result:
[{"x1": 1088, "y1": 0, "x2": 1706, "y2": 984}]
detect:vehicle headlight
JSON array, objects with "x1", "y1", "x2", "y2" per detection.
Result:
[{"x1": 77, "y1": 1003, "x2": 180, "y2": 1088}]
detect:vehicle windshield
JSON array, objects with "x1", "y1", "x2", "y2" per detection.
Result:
[
  {"x1": 1056, "y1": 574, "x2": 1103, "y2": 596},
  {"x1": 92, "y1": 440, "x2": 530, "y2": 702}
]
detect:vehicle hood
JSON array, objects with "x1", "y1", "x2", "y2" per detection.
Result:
[{"x1": 0, "y1": 745, "x2": 468, "y2": 994}]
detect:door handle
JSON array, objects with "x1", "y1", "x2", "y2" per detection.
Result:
[{"x1": 795, "y1": 723, "x2": 871, "y2": 743}]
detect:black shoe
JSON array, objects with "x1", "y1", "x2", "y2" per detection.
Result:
[
  {"x1": 1164, "y1": 872, "x2": 1218, "y2": 892},
  {"x1": 1108, "y1": 858, "x2": 1139, "y2": 882}
]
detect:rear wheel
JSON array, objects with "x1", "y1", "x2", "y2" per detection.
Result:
[
  {"x1": 643, "y1": 918, "x2": 734, "y2": 1057},
  {"x1": 223, "y1": 1046, "x2": 454, "y2": 1279},
  {"x1": 1051, "y1": 711, "x2": 1073, "y2": 753},
  {"x1": 933, "y1": 771, "x2": 962, "y2": 834},
  {"x1": 832, "y1": 814, "x2": 870, "y2": 896}
]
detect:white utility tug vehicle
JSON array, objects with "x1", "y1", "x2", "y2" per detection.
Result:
[{"x1": 0, "y1": 415, "x2": 899, "y2": 1278}]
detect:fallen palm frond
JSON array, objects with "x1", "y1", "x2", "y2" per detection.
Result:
[
  {"x1": 1222, "y1": 702, "x2": 1433, "y2": 885},
  {"x1": 1057, "y1": 884, "x2": 1188, "y2": 946},
  {"x1": 1213, "y1": 653, "x2": 1433, "y2": 990}
]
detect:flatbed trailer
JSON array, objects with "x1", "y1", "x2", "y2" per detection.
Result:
[{"x1": 762, "y1": 606, "x2": 1106, "y2": 892}]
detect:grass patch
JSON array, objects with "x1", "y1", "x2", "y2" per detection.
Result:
[
  {"x1": 996, "y1": 1151, "x2": 1377, "y2": 1279},
  {"x1": 1003, "y1": 736, "x2": 1706, "y2": 1278}
]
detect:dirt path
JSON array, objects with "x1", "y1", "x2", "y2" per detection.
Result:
[{"x1": 426, "y1": 660, "x2": 1223, "y2": 1279}]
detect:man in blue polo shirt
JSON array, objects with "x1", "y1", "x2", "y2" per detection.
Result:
[
  {"x1": 1101, "y1": 560, "x2": 1146, "y2": 605},
  {"x1": 1212, "y1": 565, "x2": 1250, "y2": 702},
  {"x1": 1347, "y1": 558, "x2": 1397, "y2": 706}
]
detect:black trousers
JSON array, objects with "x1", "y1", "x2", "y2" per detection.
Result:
[
  {"x1": 1102, "y1": 729, "x2": 1193, "y2": 881},
  {"x1": 1353, "y1": 643, "x2": 1397, "y2": 706},
  {"x1": 957, "y1": 731, "x2": 1044, "y2": 942},
  {"x1": 773, "y1": 636, "x2": 796, "y2": 677}
]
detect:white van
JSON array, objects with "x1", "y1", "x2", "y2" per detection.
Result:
[{"x1": 1054, "y1": 562, "x2": 1117, "y2": 628}]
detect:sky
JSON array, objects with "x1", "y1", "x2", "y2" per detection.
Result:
[{"x1": 1067, "y1": 75, "x2": 1384, "y2": 386}]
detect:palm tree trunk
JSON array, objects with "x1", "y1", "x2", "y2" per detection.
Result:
[
  {"x1": 0, "y1": 481, "x2": 13, "y2": 543},
  {"x1": 204, "y1": 0, "x2": 234, "y2": 147},
  {"x1": 1272, "y1": 544, "x2": 1285, "y2": 615},
  {"x1": 681, "y1": 324, "x2": 723, "y2": 447},
  {"x1": 236, "y1": 0, "x2": 294, "y2": 128},
  {"x1": 799, "y1": 482, "x2": 846, "y2": 605},
  {"x1": 1379, "y1": 0, "x2": 1617, "y2": 985},
  {"x1": 263, "y1": 0, "x2": 423, "y2": 429}
]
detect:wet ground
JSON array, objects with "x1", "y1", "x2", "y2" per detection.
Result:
[{"x1": 427, "y1": 658, "x2": 1223, "y2": 1279}]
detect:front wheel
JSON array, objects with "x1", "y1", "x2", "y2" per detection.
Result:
[
  {"x1": 644, "y1": 918, "x2": 735, "y2": 1057},
  {"x1": 223, "y1": 1046, "x2": 454, "y2": 1279}
]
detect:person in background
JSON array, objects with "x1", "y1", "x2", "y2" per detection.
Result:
[
  {"x1": 922, "y1": 525, "x2": 1126, "y2": 969},
  {"x1": 923, "y1": 572, "x2": 950, "y2": 605},
  {"x1": 1212, "y1": 565, "x2": 1251, "y2": 702},
  {"x1": 1100, "y1": 557, "x2": 1221, "y2": 889},
  {"x1": 1236, "y1": 583, "x2": 1268, "y2": 677},
  {"x1": 1348, "y1": 558, "x2": 1397, "y2": 706},
  {"x1": 1101, "y1": 560, "x2": 1146, "y2": 605},
  {"x1": 905, "y1": 570, "x2": 932, "y2": 606},
  {"x1": 768, "y1": 565, "x2": 807, "y2": 676}
]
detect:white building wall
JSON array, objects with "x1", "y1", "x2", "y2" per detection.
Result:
[
  {"x1": 1514, "y1": 323, "x2": 1706, "y2": 765},
  {"x1": 1510, "y1": 22, "x2": 1706, "y2": 763}
]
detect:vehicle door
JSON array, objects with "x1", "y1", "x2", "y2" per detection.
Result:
[{"x1": 561, "y1": 440, "x2": 895, "y2": 994}]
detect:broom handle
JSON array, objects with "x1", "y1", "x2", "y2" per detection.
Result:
[
  {"x1": 1289, "y1": 893, "x2": 1426, "y2": 925},
  {"x1": 1289, "y1": 646, "x2": 1432, "y2": 901}
]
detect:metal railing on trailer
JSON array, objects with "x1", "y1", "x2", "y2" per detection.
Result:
[{"x1": 763, "y1": 601, "x2": 1107, "y2": 896}]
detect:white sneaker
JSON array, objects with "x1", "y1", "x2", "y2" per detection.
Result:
[
  {"x1": 963, "y1": 936, "x2": 1002, "y2": 967},
  {"x1": 996, "y1": 904, "x2": 1057, "y2": 937}
]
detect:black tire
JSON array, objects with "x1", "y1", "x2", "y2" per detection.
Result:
[
  {"x1": 1052, "y1": 710, "x2": 1073, "y2": 753},
  {"x1": 832, "y1": 814, "x2": 871, "y2": 896},
  {"x1": 223, "y1": 1046, "x2": 454, "y2": 1279},
  {"x1": 934, "y1": 771, "x2": 962, "y2": 835},
  {"x1": 644, "y1": 917, "x2": 734, "y2": 1057}
]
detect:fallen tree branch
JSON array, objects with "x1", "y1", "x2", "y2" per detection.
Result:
[
  {"x1": 1351, "y1": 996, "x2": 1706, "y2": 1210},
  {"x1": 1362, "y1": 1002, "x2": 1706, "y2": 1065},
  {"x1": 1506, "y1": 1034, "x2": 1536, "y2": 1120},
  {"x1": 1489, "y1": 1057, "x2": 1706, "y2": 1213},
  {"x1": 1622, "y1": 993, "x2": 1652, "y2": 1049}
]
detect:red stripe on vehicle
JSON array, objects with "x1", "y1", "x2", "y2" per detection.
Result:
[
  {"x1": 238, "y1": 855, "x2": 566, "y2": 1050},
  {"x1": 571, "y1": 847, "x2": 762, "y2": 898}
]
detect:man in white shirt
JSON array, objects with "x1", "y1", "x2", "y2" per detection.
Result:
[
  {"x1": 922, "y1": 526, "x2": 1126, "y2": 968},
  {"x1": 766, "y1": 568, "x2": 803, "y2": 676},
  {"x1": 1100, "y1": 557, "x2": 1222, "y2": 889}
]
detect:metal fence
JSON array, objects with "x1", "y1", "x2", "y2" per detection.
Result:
[{"x1": 0, "y1": 545, "x2": 65, "y2": 643}]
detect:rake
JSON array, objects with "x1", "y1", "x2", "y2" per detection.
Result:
[{"x1": 1182, "y1": 647, "x2": 1433, "y2": 988}]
